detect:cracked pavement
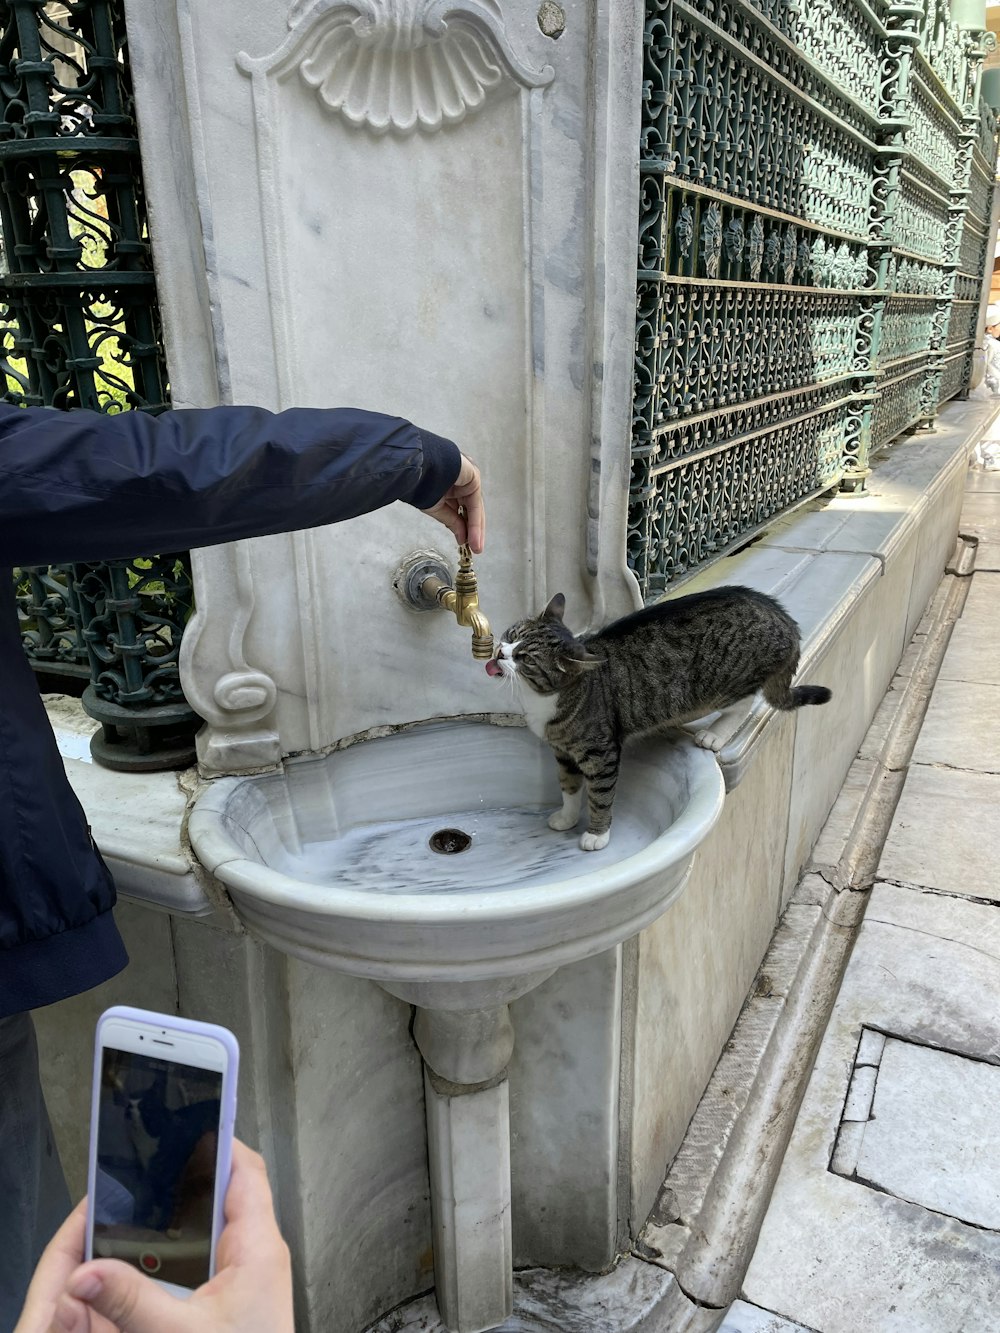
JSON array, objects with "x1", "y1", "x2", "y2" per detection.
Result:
[{"x1": 726, "y1": 463, "x2": 1000, "y2": 1333}]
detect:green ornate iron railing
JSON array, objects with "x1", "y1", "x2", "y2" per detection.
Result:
[
  {"x1": 0, "y1": 0, "x2": 198, "y2": 771},
  {"x1": 630, "y1": 0, "x2": 1000, "y2": 598}
]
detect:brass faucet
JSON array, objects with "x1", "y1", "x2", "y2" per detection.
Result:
[{"x1": 395, "y1": 545, "x2": 495, "y2": 660}]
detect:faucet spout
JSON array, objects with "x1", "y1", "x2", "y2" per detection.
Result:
[{"x1": 396, "y1": 545, "x2": 495, "y2": 661}]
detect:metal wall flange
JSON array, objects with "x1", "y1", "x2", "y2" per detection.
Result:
[{"x1": 392, "y1": 550, "x2": 453, "y2": 613}]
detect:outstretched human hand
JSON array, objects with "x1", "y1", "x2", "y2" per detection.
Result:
[
  {"x1": 422, "y1": 452, "x2": 485, "y2": 553},
  {"x1": 15, "y1": 1141, "x2": 293, "y2": 1333}
]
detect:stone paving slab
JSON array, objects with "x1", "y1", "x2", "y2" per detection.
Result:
[
  {"x1": 974, "y1": 540, "x2": 1000, "y2": 570},
  {"x1": 742, "y1": 882, "x2": 1000, "y2": 1333},
  {"x1": 939, "y1": 576, "x2": 1000, "y2": 685},
  {"x1": 911, "y1": 679, "x2": 1000, "y2": 771},
  {"x1": 851, "y1": 1037, "x2": 1000, "y2": 1230},
  {"x1": 965, "y1": 469, "x2": 1000, "y2": 493},
  {"x1": 959, "y1": 494, "x2": 1000, "y2": 541},
  {"x1": 877, "y1": 764, "x2": 1000, "y2": 900}
]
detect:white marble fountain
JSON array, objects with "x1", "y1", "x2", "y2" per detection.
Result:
[
  {"x1": 120, "y1": 2, "x2": 727, "y2": 1328},
  {"x1": 191, "y1": 718, "x2": 724, "y2": 1330}
]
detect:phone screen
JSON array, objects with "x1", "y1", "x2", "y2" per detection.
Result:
[{"x1": 93, "y1": 1045, "x2": 223, "y2": 1289}]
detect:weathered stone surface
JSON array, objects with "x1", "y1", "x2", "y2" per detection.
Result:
[
  {"x1": 911, "y1": 679, "x2": 1000, "y2": 771},
  {"x1": 719, "y1": 1302, "x2": 816, "y2": 1333},
  {"x1": 965, "y1": 468, "x2": 1000, "y2": 494},
  {"x1": 807, "y1": 758, "x2": 876, "y2": 873},
  {"x1": 960, "y1": 494, "x2": 1000, "y2": 541},
  {"x1": 366, "y1": 1259, "x2": 680, "y2": 1332},
  {"x1": 853, "y1": 1038, "x2": 1000, "y2": 1231},
  {"x1": 878, "y1": 764, "x2": 1000, "y2": 899},
  {"x1": 937, "y1": 576, "x2": 1000, "y2": 685},
  {"x1": 742, "y1": 882, "x2": 1000, "y2": 1332}
]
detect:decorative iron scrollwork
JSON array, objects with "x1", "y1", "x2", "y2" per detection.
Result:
[
  {"x1": 629, "y1": 0, "x2": 999, "y2": 599},
  {"x1": 1, "y1": 0, "x2": 196, "y2": 771}
]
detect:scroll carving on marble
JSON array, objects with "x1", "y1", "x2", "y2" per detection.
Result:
[
  {"x1": 240, "y1": 0, "x2": 554, "y2": 135},
  {"x1": 179, "y1": 542, "x2": 280, "y2": 746}
]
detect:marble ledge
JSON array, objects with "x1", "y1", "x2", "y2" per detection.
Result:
[
  {"x1": 45, "y1": 697, "x2": 212, "y2": 916},
  {"x1": 682, "y1": 396, "x2": 1000, "y2": 790}
]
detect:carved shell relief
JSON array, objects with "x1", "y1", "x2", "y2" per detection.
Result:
[{"x1": 242, "y1": 0, "x2": 554, "y2": 135}]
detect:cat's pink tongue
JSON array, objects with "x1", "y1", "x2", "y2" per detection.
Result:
[{"x1": 485, "y1": 659, "x2": 502, "y2": 678}]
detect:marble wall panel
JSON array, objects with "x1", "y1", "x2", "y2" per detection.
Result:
[
  {"x1": 509, "y1": 948, "x2": 623, "y2": 1271},
  {"x1": 279, "y1": 961, "x2": 432, "y2": 1333},
  {"x1": 782, "y1": 545, "x2": 914, "y2": 900},
  {"x1": 628, "y1": 715, "x2": 795, "y2": 1231}
]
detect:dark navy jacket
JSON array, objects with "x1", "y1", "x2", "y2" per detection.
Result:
[{"x1": 0, "y1": 402, "x2": 461, "y2": 1017}]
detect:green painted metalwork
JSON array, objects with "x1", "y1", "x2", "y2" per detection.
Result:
[
  {"x1": 0, "y1": 0, "x2": 198, "y2": 770},
  {"x1": 631, "y1": 0, "x2": 999, "y2": 597}
]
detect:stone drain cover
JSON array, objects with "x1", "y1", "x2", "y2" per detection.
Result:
[{"x1": 830, "y1": 1029, "x2": 1000, "y2": 1230}]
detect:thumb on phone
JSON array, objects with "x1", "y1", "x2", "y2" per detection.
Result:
[{"x1": 66, "y1": 1260, "x2": 188, "y2": 1333}]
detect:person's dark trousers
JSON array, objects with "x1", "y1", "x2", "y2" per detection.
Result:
[{"x1": 0, "y1": 1012, "x2": 71, "y2": 1328}]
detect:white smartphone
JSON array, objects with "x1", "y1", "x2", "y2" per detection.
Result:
[{"x1": 85, "y1": 1005, "x2": 239, "y2": 1298}]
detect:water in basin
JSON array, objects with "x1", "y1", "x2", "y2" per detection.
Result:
[{"x1": 219, "y1": 720, "x2": 694, "y2": 897}]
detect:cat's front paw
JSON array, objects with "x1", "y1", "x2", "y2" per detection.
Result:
[
  {"x1": 580, "y1": 829, "x2": 611, "y2": 852},
  {"x1": 548, "y1": 809, "x2": 579, "y2": 831},
  {"x1": 693, "y1": 728, "x2": 724, "y2": 753}
]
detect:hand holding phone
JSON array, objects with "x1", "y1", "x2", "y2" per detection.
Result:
[
  {"x1": 14, "y1": 1140, "x2": 294, "y2": 1333},
  {"x1": 86, "y1": 1006, "x2": 239, "y2": 1297}
]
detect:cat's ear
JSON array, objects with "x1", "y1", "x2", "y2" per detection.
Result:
[{"x1": 542, "y1": 593, "x2": 566, "y2": 623}]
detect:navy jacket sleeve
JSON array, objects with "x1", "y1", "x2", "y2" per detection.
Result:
[{"x1": 0, "y1": 403, "x2": 462, "y2": 566}]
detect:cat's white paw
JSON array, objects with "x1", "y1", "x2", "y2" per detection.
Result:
[
  {"x1": 580, "y1": 829, "x2": 611, "y2": 852},
  {"x1": 693, "y1": 728, "x2": 724, "y2": 753},
  {"x1": 548, "y1": 789, "x2": 582, "y2": 831}
]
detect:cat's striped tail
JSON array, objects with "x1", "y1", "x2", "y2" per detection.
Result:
[
  {"x1": 789, "y1": 684, "x2": 833, "y2": 707},
  {"x1": 762, "y1": 669, "x2": 832, "y2": 710}
]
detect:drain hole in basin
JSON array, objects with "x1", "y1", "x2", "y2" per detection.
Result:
[{"x1": 429, "y1": 828, "x2": 472, "y2": 855}]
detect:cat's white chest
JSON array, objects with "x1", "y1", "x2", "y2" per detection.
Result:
[{"x1": 517, "y1": 682, "x2": 560, "y2": 737}]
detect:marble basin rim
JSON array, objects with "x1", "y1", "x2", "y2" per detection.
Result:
[{"x1": 188, "y1": 719, "x2": 725, "y2": 990}]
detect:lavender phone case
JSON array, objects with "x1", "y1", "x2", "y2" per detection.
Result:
[{"x1": 86, "y1": 1005, "x2": 240, "y2": 1279}]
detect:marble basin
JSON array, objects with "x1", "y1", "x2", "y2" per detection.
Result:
[{"x1": 188, "y1": 720, "x2": 725, "y2": 995}]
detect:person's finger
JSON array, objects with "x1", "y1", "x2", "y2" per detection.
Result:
[
  {"x1": 422, "y1": 499, "x2": 467, "y2": 547},
  {"x1": 217, "y1": 1142, "x2": 290, "y2": 1270},
  {"x1": 450, "y1": 457, "x2": 485, "y2": 553},
  {"x1": 461, "y1": 485, "x2": 485, "y2": 554},
  {"x1": 49, "y1": 1293, "x2": 90, "y2": 1333},
  {"x1": 66, "y1": 1261, "x2": 187, "y2": 1333}
]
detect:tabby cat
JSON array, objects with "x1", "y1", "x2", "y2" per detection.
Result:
[{"x1": 485, "y1": 586, "x2": 831, "y2": 850}]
